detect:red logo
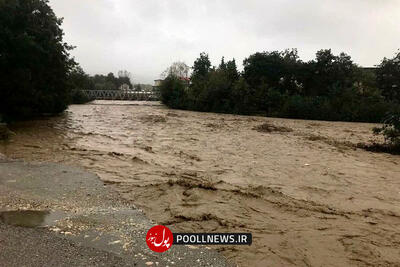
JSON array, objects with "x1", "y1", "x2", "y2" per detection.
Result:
[{"x1": 146, "y1": 225, "x2": 173, "y2": 253}]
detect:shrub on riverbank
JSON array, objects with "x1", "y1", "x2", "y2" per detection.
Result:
[
  {"x1": 161, "y1": 49, "x2": 400, "y2": 123},
  {"x1": 373, "y1": 112, "x2": 400, "y2": 147}
]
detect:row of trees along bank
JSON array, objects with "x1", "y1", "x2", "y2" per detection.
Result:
[
  {"x1": 160, "y1": 50, "x2": 400, "y2": 123},
  {"x1": 0, "y1": 0, "x2": 135, "y2": 120}
]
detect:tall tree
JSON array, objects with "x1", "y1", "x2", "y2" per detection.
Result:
[
  {"x1": 219, "y1": 57, "x2": 226, "y2": 71},
  {"x1": 302, "y1": 49, "x2": 357, "y2": 96},
  {"x1": 117, "y1": 70, "x2": 133, "y2": 88},
  {"x1": 68, "y1": 65, "x2": 94, "y2": 90},
  {"x1": 161, "y1": 61, "x2": 190, "y2": 79},
  {"x1": 0, "y1": 0, "x2": 76, "y2": 119},
  {"x1": 376, "y1": 50, "x2": 400, "y2": 103},
  {"x1": 243, "y1": 49, "x2": 302, "y2": 93},
  {"x1": 191, "y1": 52, "x2": 211, "y2": 80},
  {"x1": 226, "y1": 58, "x2": 239, "y2": 83}
]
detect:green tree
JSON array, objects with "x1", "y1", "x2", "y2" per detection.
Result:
[
  {"x1": 376, "y1": 50, "x2": 400, "y2": 103},
  {"x1": 187, "y1": 53, "x2": 212, "y2": 109},
  {"x1": 0, "y1": 0, "x2": 76, "y2": 120},
  {"x1": 160, "y1": 75, "x2": 187, "y2": 109},
  {"x1": 105, "y1": 73, "x2": 117, "y2": 90},
  {"x1": 226, "y1": 58, "x2": 239, "y2": 83},
  {"x1": 354, "y1": 67, "x2": 379, "y2": 96},
  {"x1": 231, "y1": 77, "x2": 257, "y2": 114},
  {"x1": 191, "y1": 52, "x2": 211, "y2": 80},
  {"x1": 89, "y1": 72, "x2": 132, "y2": 90},
  {"x1": 161, "y1": 49, "x2": 399, "y2": 123},
  {"x1": 302, "y1": 49, "x2": 357, "y2": 96},
  {"x1": 243, "y1": 51, "x2": 284, "y2": 89},
  {"x1": 219, "y1": 57, "x2": 226, "y2": 71},
  {"x1": 206, "y1": 58, "x2": 239, "y2": 112},
  {"x1": 68, "y1": 65, "x2": 94, "y2": 104},
  {"x1": 68, "y1": 65, "x2": 94, "y2": 90},
  {"x1": 205, "y1": 68, "x2": 232, "y2": 112},
  {"x1": 243, "y1": 49, "x2": 302, "y2": 96}
]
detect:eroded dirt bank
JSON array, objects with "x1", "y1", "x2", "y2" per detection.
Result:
[{"x1": 1, "y1": 101, "x2": 400, "y2": 266}]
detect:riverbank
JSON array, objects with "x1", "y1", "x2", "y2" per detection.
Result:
[
  {"x1": 1, "y1": 101, "x2": 400, "y2": 266},
  {"x1": 0, "y1": 155, "x2": 229, "y2": 266}
]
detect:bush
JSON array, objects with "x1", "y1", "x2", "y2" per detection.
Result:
[{"x1": 373, "y1": 112, "x2": 400, "y2": 147}]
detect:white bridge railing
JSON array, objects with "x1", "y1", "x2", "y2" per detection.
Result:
[{"x1": 80, "y1": 90, "x2": 159, "y2": 101}]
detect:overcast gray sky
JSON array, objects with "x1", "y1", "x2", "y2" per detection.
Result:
[{"x1": 49, "y1": 0, "x2": 400, "y2": 84}]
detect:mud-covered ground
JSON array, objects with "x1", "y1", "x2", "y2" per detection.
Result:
[{"x1": 1, "y1": 101, "x2": 400, "y2": 266}]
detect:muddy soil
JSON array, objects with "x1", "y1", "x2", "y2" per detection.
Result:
[{"x1": 1, "y1": 101, "x2": 400, "y2": 266}]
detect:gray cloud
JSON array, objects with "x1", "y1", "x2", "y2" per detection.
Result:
[{"x1": 50, "y1": 0, "x2": 400, "y2": 84}]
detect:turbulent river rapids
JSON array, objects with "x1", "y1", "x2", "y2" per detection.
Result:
[{"x1": 1, "y1": 101, "x2": 400, "y2": 266}]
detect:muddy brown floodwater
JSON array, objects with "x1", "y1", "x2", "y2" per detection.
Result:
[{"x1": 1, "y1": 101, "x2": 400, "y2": 266}]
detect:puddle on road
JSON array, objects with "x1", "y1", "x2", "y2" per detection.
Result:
[{"x1": 0, "y1": 210, "x2": 65, "y2": 228}]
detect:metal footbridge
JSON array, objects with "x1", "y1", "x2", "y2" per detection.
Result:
[{"x1": 80, "y1": 90, "x2": 159, "y2": 101}]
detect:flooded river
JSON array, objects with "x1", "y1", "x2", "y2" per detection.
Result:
[{"x1": 1, "y1": 101, "x2": 400, "y2": 266}]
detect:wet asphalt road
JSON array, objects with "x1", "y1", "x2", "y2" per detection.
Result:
[
  {"x1": 0, "y1": 156, "x2": 232, "y2": 267},
  {"x1": 0, "y1": 223, "x2": 132, "y2": 267}
]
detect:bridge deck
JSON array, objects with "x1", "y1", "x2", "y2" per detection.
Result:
[{"x1": 80, "y1": 90, "x2": 159, "y2": 101}]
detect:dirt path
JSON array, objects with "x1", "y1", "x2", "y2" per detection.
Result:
[{"x1": 1, "y1": 101, "x2": 399, "y2": 266}]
